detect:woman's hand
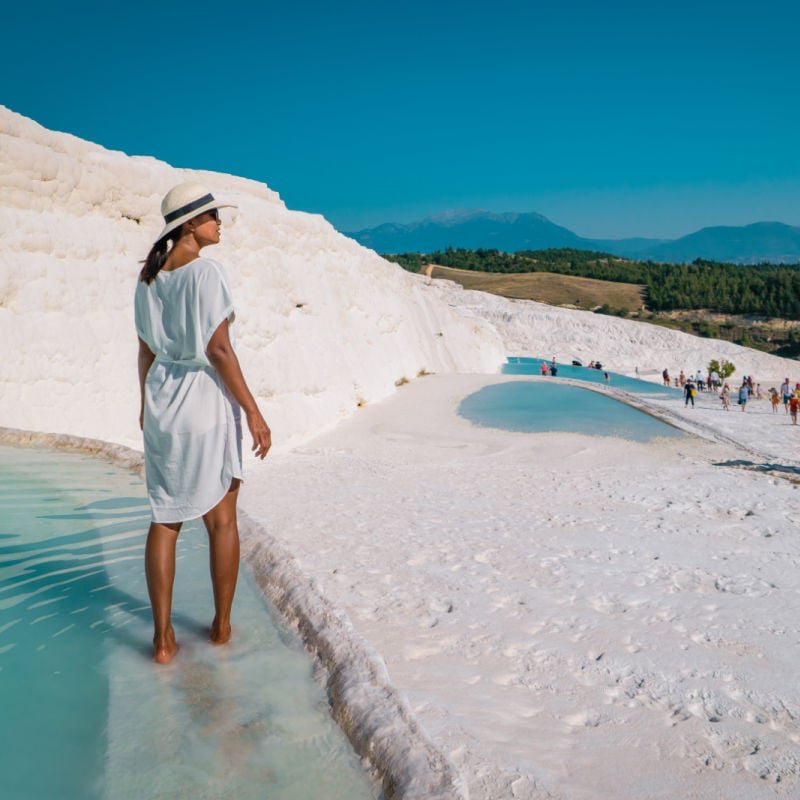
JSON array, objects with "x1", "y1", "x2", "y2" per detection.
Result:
[
  {"x1": 206, "y1": 320, "x2": 272, "y2": 459},
  {"x1": 246, "y1": 408, "x2": 272, "y2": 459}
]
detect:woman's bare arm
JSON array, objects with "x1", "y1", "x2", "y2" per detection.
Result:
[
  {"x1": 138, "y1": 337, "x2": 156, "y2": 430},
  {"x1": 206, "y1": 320, "x2": 272, "y2": 459}
]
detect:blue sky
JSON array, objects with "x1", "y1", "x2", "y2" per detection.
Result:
[{"x1": 3, "y1": 0, "x2": 799, "y2": 238}]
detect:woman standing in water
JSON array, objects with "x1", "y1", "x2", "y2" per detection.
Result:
[{"x1": 135, "y1": 182, "x2": 271, "y2": 664}]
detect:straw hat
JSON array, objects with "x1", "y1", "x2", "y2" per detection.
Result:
[{"x1": 156, "y1": 181, "x2": 236, "y2": 242}]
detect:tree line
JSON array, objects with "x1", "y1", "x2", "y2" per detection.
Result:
[{"x1": 385, "y1": 248, "x2": 800, "y2": 320}]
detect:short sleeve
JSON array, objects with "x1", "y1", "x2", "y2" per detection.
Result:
[
  {"x1": 197, "y1": 260, "x2": 235, "y2": 348},
  {"x1": 134, "y1": 281, "x2": 152, "y2": 345}
]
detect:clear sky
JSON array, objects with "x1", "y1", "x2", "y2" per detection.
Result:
[{"x1": 3, "y1": 0, "x2": 799, "y2": 238}]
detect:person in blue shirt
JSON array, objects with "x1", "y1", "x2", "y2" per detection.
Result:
[{"x1": 738, "y1": 383, "x2": 749, "y2": 411}]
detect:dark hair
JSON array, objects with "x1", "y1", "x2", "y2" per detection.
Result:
[{"x1": 139, "y1": 229, "x2": 183, "y2": 283}]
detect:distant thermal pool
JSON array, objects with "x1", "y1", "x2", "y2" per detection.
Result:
[
  {"x1": 459, "y1": 381, "x2": 683, "y2": 442},
  {"x1": 504, "y1": 357, "x2": 680, "y2": 395}
]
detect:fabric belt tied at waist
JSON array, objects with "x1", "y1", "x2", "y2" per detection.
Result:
[{"x1": 154, "y1": 355, "x2": 209, "y2": 368}]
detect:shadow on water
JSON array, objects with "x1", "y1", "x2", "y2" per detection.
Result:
[
  {"x1": 0, "y1": 510, "x2": 211, "y2": 650},
  {"x1": 0, "y1": 486, "x2": 223, "y2": 799},
  {"x1": 1, "y1": 447, "x2": 382, "y2": 800},
  {"x1": 0, "y1": 498, "x2": 146, "y2": 799}
]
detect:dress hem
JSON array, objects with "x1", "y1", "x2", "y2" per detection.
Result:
[{"x1": 149, "y1": 466, "x2": 244, "y2": 524}]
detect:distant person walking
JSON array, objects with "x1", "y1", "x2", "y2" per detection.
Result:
[
  {"x1": 695, "y1": 370, "x2": 705, "y2": 392},
  {"x1": 769, "y1": 388, "x2": 780, "y2": 413},
  {"x1": 738, "y1": 383, "x2": 749, "y2": 411},
  {"x1": 135, "y1": 182, "x2": 272, "y2": 664},
  {"x1": 721, "y1": 383, "x2": 731, "y2": 411},
  {"x1": 684, "y1": 379, "x2": 696, "y2": 407},
  {"x1": 791, "y1": 395, "x2": 799, "y2": 425},
  {"x1": 662, "y1": 368, "x2": 670, "y2": 387},
  {"x1": 781, "y1": 378, "x2": 791, "y2": 414},
  {"x1": 540, "y1": 361, "x2": 549, "y2": 376}
]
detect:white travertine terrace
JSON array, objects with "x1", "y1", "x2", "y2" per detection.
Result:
[
  {"x1": 4, "y1": 106, "x2": 800, "y2": 800},
  {"x1": 2, "y1": 104, "x2": 798, "y2": 451},
  {"x1": 0, "y1": 105, "x2": 504, "y2": 452}
]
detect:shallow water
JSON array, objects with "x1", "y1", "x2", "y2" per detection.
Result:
[
  {"x1": 459, "y1": 381, "x2": 683, "y2": 441},
  {"x1": 0, "y1": 444, "x2": 379, "y2": 800},
  {"x1": 504, "y1": 357, "x2": 681, "y2": 396}
]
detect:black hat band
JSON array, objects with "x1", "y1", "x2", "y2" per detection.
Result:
[{"x1": 163, "y1": 193, "x2": 215, "y2": 223}]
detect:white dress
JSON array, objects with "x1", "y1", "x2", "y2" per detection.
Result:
[{"x1": 134, "y1": 257, "x2": 243, "y2": 523}]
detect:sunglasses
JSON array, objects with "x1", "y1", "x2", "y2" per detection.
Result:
[{"x1": 207, "y1": 208, "x2": 220, "y2": 222}]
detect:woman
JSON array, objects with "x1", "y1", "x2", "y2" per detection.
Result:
[
  {"x1": 135, "y1": 182, "x2": 271, "y2": 664},
  {"x1": 721, "y1": 382, "x2": 731, "y2": 411}
]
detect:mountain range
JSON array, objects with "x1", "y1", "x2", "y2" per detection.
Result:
[{"x1": 344, "y1": 211, "x2": 800, "y2": 264}]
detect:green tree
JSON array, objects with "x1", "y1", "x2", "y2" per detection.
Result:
[{"x1": 708, "y1": 358, "x2": 735, "y2": 379}]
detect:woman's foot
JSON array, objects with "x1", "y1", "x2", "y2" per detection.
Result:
[
  {"x1": 210, "y1": 616, "x2": 232, "y2": 645},
  {"x1": 153, "y1": 626, "x2": 178, "y2": 664}
]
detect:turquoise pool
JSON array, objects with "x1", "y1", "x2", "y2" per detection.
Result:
[
  {"x1": 0, "y1": 444, "x2": 379, "y2": 800},
  {"x1": 504, "y1": 357, "x2": 680, "y2": 396},
  {"x1": 459, "y1": 381, "x2": 683, "y2": 441}
]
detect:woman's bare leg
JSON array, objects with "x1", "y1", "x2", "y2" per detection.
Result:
[
  {"x1": 145, "y1": 521, "x2": 182, "y2": 664},
  {"x1": 202, "y1": 479, "x2": 241, "y2": 644}
]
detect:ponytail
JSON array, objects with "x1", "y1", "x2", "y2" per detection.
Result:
[{"x1": 139, "y1": 228, "x2": 186, "y2": 283}]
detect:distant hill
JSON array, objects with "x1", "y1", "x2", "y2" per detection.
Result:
[
  {"x1": 345, "y1": 210, "x2": 586, "y2": 253},
  {"x1": 638, "y1": 222, "x2": 800, "y2": 264},
  {"x1": 345, "y1": 211, "x2": 800, "y2": 264}
]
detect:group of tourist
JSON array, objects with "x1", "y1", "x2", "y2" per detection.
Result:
[
  {"x1": 774, "y1": 378, "x2": 800, "y2": 424},
  {"x1": 542, "y1": 358, "x2": 610, "y2": 383},
  {"x1": 540, "y1": 358, "x2": 559, "y2": 377},
  {"x1": 670, "y1": 366, "x2": 800, "y2": 422},
  {"x1": 666, "y1": 368, "x2": 723, "y2": 392}
]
